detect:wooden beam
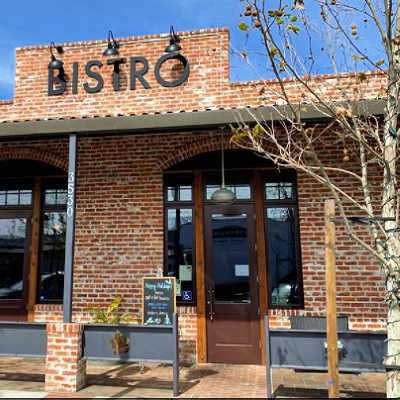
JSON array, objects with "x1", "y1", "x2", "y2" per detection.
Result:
[
  {"x1": 254, "y1": 171, "x2": 268, "y2": 365},
  {"x1": 194, "y1": 171, "x2": 207, "y2": 363},
  {"x1": 27, "y1": 178, "x2": 41, "y2": 322},
  {"x1": 325, "y1": 199, "x2": 339, "y2": 398}
]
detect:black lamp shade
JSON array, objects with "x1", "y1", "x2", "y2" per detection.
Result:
[
  {"x1": 48, "y1": 56, "x2": 64, "y2": 70},
  {"x1": 103, "y1": 46, "x2": 119, "y2": 57},
  {"x1": 165, "y1": 42, "x2": 182, "y2": 53}
]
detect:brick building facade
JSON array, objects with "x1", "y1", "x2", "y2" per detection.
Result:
[{"x1": 0, "y1": 27, "x2": 387, "y2": 373}]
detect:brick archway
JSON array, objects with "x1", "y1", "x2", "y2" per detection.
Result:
[
  {"x1": 0, "y1": 147, "x2": 68, "y2": 172},
  {"x1": 157, "y1": 134, "x2": 235, "y2": 171}
]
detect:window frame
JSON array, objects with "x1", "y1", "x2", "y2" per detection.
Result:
[
  {"x1": 37, "y1": 179, "x2": 67, "y2": 304},
  {"x1": 163, "y1": 174, "x2": 196, "y2": 306},
  {"x1": 262, "y1": 171, "x2": 304, "y2": 309}
]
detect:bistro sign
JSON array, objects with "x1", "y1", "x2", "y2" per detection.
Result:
[{"x1": 48, "y1": 53, "x2": 190, "y2": 96}]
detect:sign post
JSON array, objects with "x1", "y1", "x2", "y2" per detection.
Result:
[{"x1": 325, "y1": 199, "x2": 339, "y2": 398}]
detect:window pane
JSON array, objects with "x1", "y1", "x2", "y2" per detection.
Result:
[
  {"x1": 167, "y1": 187, "x2": 177, "y2": 202},
  {"x1": 55, "y1": 190, "x2": 67, "y2": 205},
  {"x1": 45, "y1": 191, "x2": 56, "y2": 205},
  {"x1": 0, "y1": 189, "x2": 33, "y2": 206},
  {"x1": 7, "y1": 191, "x2": 19, "y2": 205},
  {"x1": 179, "y1": 186, "x2": 192, "y2": 201},
  {"x1": 235, "y1": 185, "x2": 251, "y2": 199},
  {"x1": 211, "y1": 213, "x2": 250, "y2": 303},
  {"x1": 20, "y1": 191, "x2": 32, "y2": 205},
  {"x1": 206, "y1": 184, "x2": 251, "y2": 200},
  {"x1": 39, "y1": 212, "x2": 66, "y2": 301},
  {"x1": 0, "y1": 218, "x2": 27, "y2": 299},
  {"x1": 167, "y1": 208, "x2": 194, "y2": 302},
  {"x1": 265, "y1": 182, "x2": 293, "y2": 200},
  {"x1": 45, "y1": 189, "x2": 67, "y2": 205},
  {"x1": 166, "y1": 184, "x2": 192, "y2": 202},
  {"x1": 266, "y1": 207, "x2": 300, "y2": 306}
]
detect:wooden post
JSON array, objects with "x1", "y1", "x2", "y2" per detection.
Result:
[
  {"x1": 194, "y1": 171, "x2": 207, "y2": 363},
  {"x1": 325, "y1": 199, "x2": 339, "y2": 398},
  {"x1": 27, "y1": 178, "x2": 41, "y2": 322}
]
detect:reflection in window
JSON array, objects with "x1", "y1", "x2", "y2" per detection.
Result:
[
  {"x1": 0, "y1": 218, "x2": 27, "y2": 299},
  {"x1": 167, "y1": 185, "x2": 192, "y2": 202},
  {"x1": 45, "y1": 189, "x2": 67, "y2": 205},
  {"x1": 211, "y1": 213, "x2": 250, "y2": 303},
  {"x1": 265, "y1": 182, "x2": 293, "y2": 200},
  {"x1": 167, "y1": 208, "x2": 194, "y2": 302},
  {"x1": 266, "y1": 208, "x2": 300, "y2": 306},
  {"x1": 0, "y1": 190, "x2": 32, "y2": 206},
  {"x1": 39, "y1": 212, "x2": 66, "y2": 301},
  {"x1": 206, "y1": 184, "x2": 251, "y2": 200}
]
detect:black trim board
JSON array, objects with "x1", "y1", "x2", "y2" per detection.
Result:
[{"x1": 0, "y1": 99, "x2": 385, "y2": 139}]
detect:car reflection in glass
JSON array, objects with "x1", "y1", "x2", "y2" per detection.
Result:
[{"x1": 0, "y1": 272, "x2": 64, "y2": 300}]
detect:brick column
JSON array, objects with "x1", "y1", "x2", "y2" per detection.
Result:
[{"x1": 45, "y1": 323, "x2": 86, "y2": 392}]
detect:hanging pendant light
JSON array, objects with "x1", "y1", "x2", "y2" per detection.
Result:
[{"x1": 211, "y1": 137, "x2": 236, "y2": 203}]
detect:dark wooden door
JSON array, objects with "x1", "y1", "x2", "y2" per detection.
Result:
[
  {"x1": 0, "y1": 211, "x2": 31, "y2": 321},
  {"x1": 205, "y1": 204, "x2": 260, "y2": 364}
]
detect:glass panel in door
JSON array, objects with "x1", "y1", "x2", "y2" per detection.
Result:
[{"x1": 211, "y1": 213, "x2": 250, "y2": 303}]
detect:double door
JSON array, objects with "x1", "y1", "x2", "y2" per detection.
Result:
[{"x1": 205, "y1": 204, "x2": 260, "y2": 364}]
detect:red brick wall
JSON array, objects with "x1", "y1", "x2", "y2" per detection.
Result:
[
  {"x1": 0, "y1": 28, "x2": 387, "y2": 123},
  {"x1": 0, "y1": 129, "x2": 387, "y2": 361},
  {"x1": 45, "y1": 323, "x2": 86, "y2": 392}
]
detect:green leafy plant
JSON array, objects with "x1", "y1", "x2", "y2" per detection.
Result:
[{"x1": 88, "y1": 296, "x2": 131, "y2": 324}]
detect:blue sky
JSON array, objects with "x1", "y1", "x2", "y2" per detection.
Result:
[
  {"x1": 0, "y1": 1, "x2": 385, "y2": 100},
  {"x1": 0, "y1": 0, "x2": 256, "y2": 100}
]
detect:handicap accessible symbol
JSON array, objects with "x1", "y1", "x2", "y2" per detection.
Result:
[{"x1": 182, "y1": 291, "x2": 192, "y2": 301}]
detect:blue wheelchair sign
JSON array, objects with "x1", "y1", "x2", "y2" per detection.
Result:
[{"x1": 182, "y1": 291, "x2": 192, "y2": 301}]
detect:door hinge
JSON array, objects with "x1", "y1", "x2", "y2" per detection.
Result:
[
  {"x1": 259, "y1": 340, "x2": 262, "y2": 349},
  {"x1": 257, "y1": 307, "x2": 260, "y2": 317},
  {"x1": 254, "y1": 243, "x2": 258, "y2": 252}
]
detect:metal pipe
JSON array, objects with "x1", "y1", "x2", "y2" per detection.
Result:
[
  {"x1": 264, "y1": 314, "x2": 273, "y2": 398},
  {"x1": 172, "y1": 313, "x2": 180, "y2": 396}
]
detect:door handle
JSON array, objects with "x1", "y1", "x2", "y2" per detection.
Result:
[{"x1": 207, "y1": 288, "x2": 215, "y2": 321}]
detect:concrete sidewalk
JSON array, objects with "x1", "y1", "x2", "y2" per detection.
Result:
[{"x1": 0, "y1": 357, "x2": 386, "y2": 398}]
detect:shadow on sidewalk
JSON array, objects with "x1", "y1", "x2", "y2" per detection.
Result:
[{"x1": 273, "y1": 385, "x2": 386, "y2": 398}]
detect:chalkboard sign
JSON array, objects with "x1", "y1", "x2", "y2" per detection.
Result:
[{"x1": 142, "y1": 277, "x2": 176, "y2": 325}]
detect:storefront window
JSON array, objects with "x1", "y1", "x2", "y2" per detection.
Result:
[
  {"x1": 0, "y1": 189, "x2": 32, "y2": 206},
  {"x1": 0, "y1": 218, "x2": 27, "y2": 299},
  {"x1": 164, "y1": 175, "x2": 195, "y2": 304},
  {"x1": 263, "y1": 171, "x2": 303, "y2": 308},
  {"x1": 39, "y1": 184, "x2": 67, "y2": 303},
  {"x1": 39, "y1": 211, "x2": 66, "y2": 301}
]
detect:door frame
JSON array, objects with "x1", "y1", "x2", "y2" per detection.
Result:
[
  {"x1": 195, "y1": 170, "x2": 268, "y2": 365},
  {"x1": 204, "y1": 202, "x2": 261, "y2": 364}
]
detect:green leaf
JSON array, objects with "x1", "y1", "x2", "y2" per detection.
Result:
[
  {"x1": 252, "y1": 123, "x2": 264, "y2": 138},
  {"x1": 288, "y1": 24, "x2": 300, "y2": 34},
  {"x1": 351, "y1": 55, "x2": 366, "y2": 61},
  {"x1": 290, "y1": 16, "x2": 298, "y2": 22},
  {"x1": 269, "y1": 47, "x2": 278, "y2": 58},
  {"x1": 238, "y1": 21, "x2": 249, "y2": 31},
  {"x1": 276, "y1": 17, "x2": 284, "y2": 25}
]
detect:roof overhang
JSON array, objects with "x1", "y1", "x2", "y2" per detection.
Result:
[{"x1": 0, "y1": 99, "x2": 385, "y2": 140}]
